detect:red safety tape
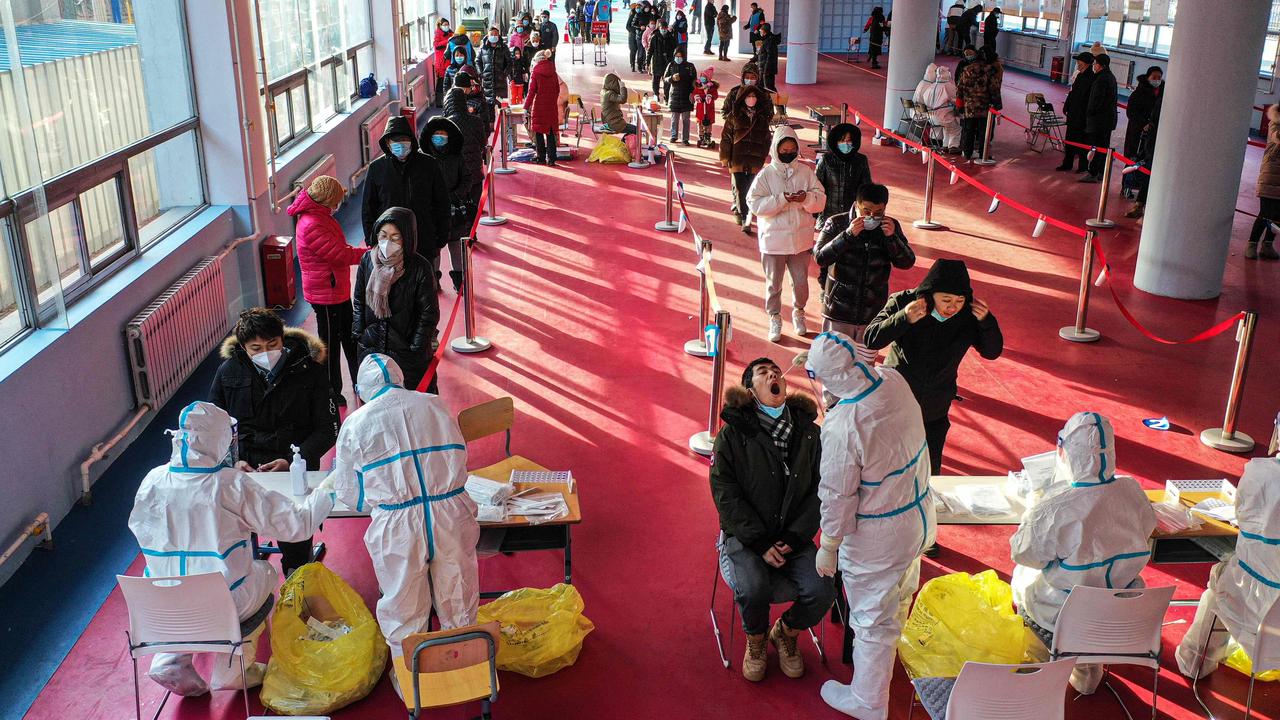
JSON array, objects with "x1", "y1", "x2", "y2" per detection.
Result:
[
  {"x1": 817, "y1": 52, "x2": 887, "y2": 80},
  {"x1": 1088, "y1": 235, "x2": 1245, "y2": 345},
  {"x1": 417, "y1": 294, "x2": 465, "y2": 391},
  {"x1": 991, "y1": 109, "x2": 1110, "y2": 154}
]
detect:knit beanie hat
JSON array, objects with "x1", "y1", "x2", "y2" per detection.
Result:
[{"x1": 308, "y1": 175, "x2": 345, "y2": 208}]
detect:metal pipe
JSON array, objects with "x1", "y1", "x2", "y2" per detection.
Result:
[
  {"x1": 706, "y1": 310, "x2": 730, "y2": 438},
  {"x1": 973, "y1": 109, "x2": 996, "y2": 165},
  {"x1": 479, "y1": 170, "x2": 507, "y2": 226},
  {"x1": 450, "y1": 233, "x2": 493, "y2": 353},
  {"x1": 1200, "y1": 311, "x2": 1258, "y2": 452},
  {"x1": 1086, "y1": 148, "x2": 1117, "y2": 228},
  {"x1": 655, "y1": 146, "x2": 679, "y2": 232},
  {"x1": 913, "y1": 150, "x2": 942, "y2": 230},
  {"x1": 685, "y1": 256, "x2": 711, "y2": 357},
  {"x1": 839, "y1": 102, "x2": 848, "y2": 125},
  {"x1": 80, "y1": 404, "x2": 151, "y2": 504},
  {"x1": 495, "y1": 107, "x2": 516, "y2": 175},
  {"x1": 0, "y1": 513, "x2": 51, "y2": 568},
  {"x1": 1058, "y1": 231, "x2": 1101, "y2": 343},
  {"x1": 251, "y1": 0, "x2": 285, "y2": 212}
]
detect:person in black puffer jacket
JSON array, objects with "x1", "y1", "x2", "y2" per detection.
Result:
[
  {"x1": 443, "y1": 73, "x2": 490, "y2": 210},
  {"x1": 445, "y1": 72, "x2": 494, "y2": 139},
  {"x1": 814, "y1": 183, "x2": 914, "y2": 360},
  {"x1": 649, "y1": 20, "x2": 677, "y2": 101},
  {"x1": 477, "y1": 28, "x2": 512, "y2": 103},
  {"x1": 353, "y1": 207, "x2": 441, "y2": 394},
  {"x1": 664, "y1": 50, "x2": 697, "y2": 143},
  {"x1": 360, "y1": 115, "x2": 450, "y2": 250},
  {"x1": 815, "y1": 122, "x2": 873, "y2": 226},
  {"x1": 421, "y1": 116, "x2": 472, "y2": 293},
  {"x1": 864, "y1": 259, "x2": 1003, "y2": 476}
]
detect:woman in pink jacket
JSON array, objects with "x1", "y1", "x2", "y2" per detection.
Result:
[{"x1": 288, "y1": 175, "x2": 367, "y2": 404}]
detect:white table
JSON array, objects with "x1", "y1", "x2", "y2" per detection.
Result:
[
  {"x1": 249, "y1": 471, "x2": 366, "y2": 517},
  {"x1": 930, "y1": 475, "x2": 1027, "y2": 525}
]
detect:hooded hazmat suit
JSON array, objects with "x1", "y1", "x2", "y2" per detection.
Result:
[
  {"x1": 1010, "y1": 411, "x2": 1156, "y2": 693},
  {"x1": 1176, "y1": 457, "x2": 1280, "y2": 677},
  {"x1": 913, "y1": 64, "x2": 960, "y2": 150},
  {"x1": 806, "y1": 331, "x2": 936, "y2": 720},
  {"x1": 128, "y1": 401, "x2": 333, "y2": 696},
  {"x1": 330, "y1": 354, "x2": 480, "y2": 657}
]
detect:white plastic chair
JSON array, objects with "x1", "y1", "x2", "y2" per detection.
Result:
[
  {"x1": 1190, "y1": 594, "x2": 1280, "y2": 720},
  {"x1": 944, "y1": 659, "x2": 1077, "y2": 720},
  {"x1": 1050, "y1": 585, "x2": 1176, "y2": 720},
  {"x1": 117, "y1": 573, "x2": 253, "y2": 720}
]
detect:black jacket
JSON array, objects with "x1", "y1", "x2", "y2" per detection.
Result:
[
  {"x1": 814, "y1": 122, "x2": 873, "y2": 222},
  {"x1": 477, "y1": 41, "x2": 512, "y2": 100},
  {"x1": 703, "y1": 1, "x2": 717, "y2": 28},
  {"x1": 815, "y1": 212, "x2": 915, "y2": 326},
  {"x1": 445, "y1": 84, "x2": 494, "y2": 138},
  {"x1": 420, "y1": 116, "x2": 472, "y2": 239},
  {"x1": 864, "y1": 260, "x2": 1003, "y2": 421},
  {"x1": 361, "y1": 115, "x2": 451, "y2": 250},
  {"x1": 443, "y1": 89, "x2": 488, "y2": 192},
  {"x1": 539, "y1": 20, "x2": 559, "y2": 47},
  {"x1": 755, "y1": 32, "x2": 781, "y2": 76},
  {"x1": 209, "y1": 328, "x2": 338, "y2": 470},
  {"x1": 352, "y1": 207, "x2": 440, "y2": 382},
  {"x1": 649, "y1": 29, "x2": 677, "y2": 70},
  {"x1": 664, "y1": 59, "x2": 697, "y2": 111},
  {"x1": 1063, "y1": 67, "x2": 1094, "y2": 129},
  {"x1": 626, "y1": 7, "x2": 649, "y2": 32},
  {"x1": 709, "y1": 387, "x2": 822, "y2": 555},
  {"x1": 1085, "y1": 67, "x2": 1118, "y2": 135}
]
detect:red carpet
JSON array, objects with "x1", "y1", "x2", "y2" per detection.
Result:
[{"x1": 25, "y1": 34, "x2": 1278, "y2": 720}]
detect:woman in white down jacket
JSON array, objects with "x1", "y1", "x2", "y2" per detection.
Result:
[
  {"x1": 913, "y1": 63, "x2": 960, "y2": 153},
  {"x1": 747, "y1": 125, "x2": 826, "y2": 342}
]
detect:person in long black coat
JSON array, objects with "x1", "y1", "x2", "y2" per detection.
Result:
[
  {"x1": 702, "y1": 0, "x2": 718, "y2": 55},
  {"x1": 477, "y1": 29, "x2": 512, "y2": 103},
  {"x1": 1082, "y1": 54, "x2": 1118, "y2": 182},
  {"x1": 1056, "y1": 52, "x2": 1096, "y2": 172},
  {"x1": 649, "y1": 20, "x2": 677, "y2": 100},
  {"x1": 360, "y1": 115, "x2": 450, "y2": 251},
  {"x1": 754, "y1": 23, "x2": 782, "y2": 91},
  {"x1": 1123, "y1": 66, "x2": 1163, "y2": 159},
  {"x1": 420, "y1": 116, "x2": 472, "y2": 292}
]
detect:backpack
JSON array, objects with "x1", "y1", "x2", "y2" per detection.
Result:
[{"x1": 358, "y1": 74, "x2": 377, "y2": 98}]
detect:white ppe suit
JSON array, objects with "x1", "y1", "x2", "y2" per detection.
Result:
[
  {"x1": 1009, "y1": 411, "x2": 1156, "y2": 694},
  {"x1": 807, "y1": 331, "x2": 936, "y2": 720},
  {"x1": 331, "y1": 354, "x2": 480, "y2": 658},
  {"x1": 747, "y1": 124, "x2": 828, "y2": 256},
  {"x1": 128, "y1": 401, "x2": 333, "y2": 696},
  {"x1": 913, "y1": 63, "x2": 960, "y2": 149},
  {"x1": 1176, "y1": 457, "x2": 1280, "y2": 677}
]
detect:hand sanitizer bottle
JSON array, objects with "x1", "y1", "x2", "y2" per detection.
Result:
[{"x1": 290, "y1": 445, "x2": 307, "y2": 496}]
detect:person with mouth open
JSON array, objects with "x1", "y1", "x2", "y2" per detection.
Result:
[{"x1": 709, "y1": 357, "x2": 836, "y2": 683}]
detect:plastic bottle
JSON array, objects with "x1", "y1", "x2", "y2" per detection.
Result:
[{"x1": 290, "y1": 444, "x2": 307, "y2": 496}]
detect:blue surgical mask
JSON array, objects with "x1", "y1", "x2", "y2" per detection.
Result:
[
  {"x1": 931, "y1": 309, "x2": 951, "y2": 323},
  {"x1": 431, "y1": 134, "x2": 448, "y2": 148},
  {"x1": 861, "y1": 215, "x2": 881, "y2": 231},
  {"x1": 1149, "y1": 78, "x2": 1162, "y2": 88},
  {"x1": 674, "y1": 55, "x2": 684, "y2": 63},
  {"x1": 757, "y1": 401, "x2": 785, "y2": 419},
  {"x1": 389, "y1": 141, "x2": 411, "y2": 159},
  {"x1": 837, "y1": 142, "x2": 854, "y2": 154},
  {"x1": 743, "y1": 78, "x2": 756, "y2": 86}
]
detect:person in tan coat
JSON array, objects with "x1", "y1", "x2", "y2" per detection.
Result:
[{"x1": 1248, "y1": 104, "x2": 1280, "y2": 260}]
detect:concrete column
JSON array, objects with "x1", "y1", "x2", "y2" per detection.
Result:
[
  {"x1": 881, "y1": 0, "x2": 938, "y2": 129},
  {"x1": 784, "y1": 0, "x2": 818, "y2": 85},
  {"x1": 1134, "y1": 0, "x2": 1271, "y2": 299}
]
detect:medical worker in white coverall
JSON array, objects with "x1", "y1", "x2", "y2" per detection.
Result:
[
  {"x1": 1009, "y1": 411, "x2": 1157, "y2": 694},
  {"x1": 807, "y1": 331, "x2": 936, "y2": 720},
  {"x1": 129, "y1": 401, "x2": 334, "y2": 696},
  {"x1": 330, "y1": 354, "x2": 479, "y2": 668},
  {"x1": 1175, "y1": 456, "x2": 1280, "y2": 678}
]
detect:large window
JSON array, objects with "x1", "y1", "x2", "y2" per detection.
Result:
[
  {"x1": 254, "y1": 0, "x2": 374, "y2": 156},
  {"x1": 1010, "y1": 16, "x2": 1062, "y2": 39},
  {"x1": 0, "y1": 0, "x2": 203, "y2": 352},
  {"x1": 1099, "y1": 0, "x2": 1278, "y2": 75}
]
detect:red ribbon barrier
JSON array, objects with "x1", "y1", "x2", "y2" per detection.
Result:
[{"x1": 418, "y1": 293, "x2": 465, "y2": 391}]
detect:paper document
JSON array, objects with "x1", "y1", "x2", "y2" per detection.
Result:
[
  {"x1": 1190, "y1": 498, "x2": 1237, "y2": 526},
  {"x1": 953, "y1": 485, "x2": 1014, "y2": 517},
  {"x1": 510, "y1": 470, "x2": 574, "y2": 493},
  {"x1": 466, "y1": 475, "x2": 514, "y2": 506}
]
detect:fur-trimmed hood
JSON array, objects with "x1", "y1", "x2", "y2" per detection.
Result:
[
  {"x1": 220, "y1": 327, "x2": 327, "y2": 365},
  {"x1": 721, "y1": 385, "x2": 818, "y2": 431}
]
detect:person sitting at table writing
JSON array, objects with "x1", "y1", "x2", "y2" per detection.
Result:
[
  {"x1": 1009, "y1": 412, "x2": 1157, "y2": 695},
  {"x1": 328, "y1": 354, "x2": 479, "y2": 694},
  {"x1": 209, "y1": 307, "x2": 339, "y2": 578}
]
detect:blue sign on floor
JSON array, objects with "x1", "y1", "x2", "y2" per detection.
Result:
[{"x1": 1143, "y1": 416, "x2": 1170, "y2": 431}]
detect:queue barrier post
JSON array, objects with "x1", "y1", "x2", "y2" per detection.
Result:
[
  {"x1": 1085, "y1": 147, "x2": 1117, "y2": 229},
  {"x1": 1200, "y1": 310, "x2": 1259, "y2": 453},
  {"x1": 973, "y1": 109, "x2": 997, "y2": 166},
  {"x1": 478, "y1": 168, "x2": 507, "y2": 226},
  {"x1": 655, "y1": 144, "x2": 680, "y2": 232},
  {"x1": 1059, "y1": 231, "x2": 1101, "y2": 343},
  {"x1": 689, "y1": 309, "x2": 730, "y2": 456},
  {"x1": 685, "y1": 247, "x2": 712, "y2": 357},
  {"x1": 494, "y1": 107, "x2": 516, "y2": 176},
  {"x1": 913, "y1": 150, "x2": 943, "y2": 230},
  {"x1": 449, "y1": 233, "x2": 493, "y2": 354}
]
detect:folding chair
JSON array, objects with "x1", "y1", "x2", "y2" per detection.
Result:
[
  {"x1": 914, "y1": 102, "x2": 943, "y2": 151},
  {"x1": 458, "y1": 397, "x2": 528, "y2": 474},
  {"x1": 395, "y1": 622, "x2": 501, "y2": 719},
  {"x1": 1050, "y1": 585, "x2": 1175, "y2": 720},
  {"x1": 709, "y1": 532, "x2": 842, "y2": 669},
  {"x1": 1025, "y1": 92, "x2": 1066, "y2": 153},
  {"x1": 118, "y1": 573, "x2": 272, "y2": 720},
  {"x1": 1190, "y1": 595, "x2": 1280, "y2": 720},
  {"x1": 894, "y1": 96, "x2": 917, "y2": 138},
  {"x1": 565, "y1": 93, "x2": 586, "y2": 146},
  {"x1": 923, "y1": 659, "x2": 1077, "y2": 720}
]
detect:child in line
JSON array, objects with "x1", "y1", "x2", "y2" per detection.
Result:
[{"x1": 693, "y1": 67, "x2": 720, "y2": 148}]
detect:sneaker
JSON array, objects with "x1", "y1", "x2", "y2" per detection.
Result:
[
  {"x1": 1261, "y1": 241, "x2": 1280, "y2": 260},
  {"x1": 743, "y1": 634, "x2": 767, "y2": 681},
  {"x1": 1079, "y1": 174, "x2": 1101, "y2": 184},
  {"x1": 769, "y1": 619, "x2": 805, "y2": 678},
  {"x1": 792, "y1": 312, "x2": 808, "y2": 337},
  {"x1": 1245, "y1": 242, "x2": 1259, "y2": 259},
  {"x1": 767, "y1": 315, "x2": 782, "y2": 343}
]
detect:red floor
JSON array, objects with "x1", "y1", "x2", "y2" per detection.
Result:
[{"x1": 25, "y1": 34, "x2": 1279, "y2": 720}]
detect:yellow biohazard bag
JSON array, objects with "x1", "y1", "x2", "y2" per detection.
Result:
[
  {"x1": 898, "y1": 570, "x2": 1040, "y2": 679},
  {"x1": 586, "y1": 133, "x2": 632, "y2": 163},
  {"x1": 260, "y1": 563, "x2": 388, "y2": 715},
  {"x1": 476, "y1": 583, "x2": 595, "y2": 678},
  {"x1": 1224, "y1": 643, "x2": 1280, "y2": 681}
]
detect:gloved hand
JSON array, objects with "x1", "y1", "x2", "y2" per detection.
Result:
[
  {"x1": 815, "y1": 534, "x2": 840, "y2": 577},
  {"x1": 316, "y1": 474, "x2": 337, "y2": 493}
]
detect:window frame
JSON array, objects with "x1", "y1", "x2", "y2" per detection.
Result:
[
  {"x1": 347, "y1": 39, "x2": 373, "y2": 101},
  {"x1": 264, "y1": 67, "x2": 312, "y2": 155}
]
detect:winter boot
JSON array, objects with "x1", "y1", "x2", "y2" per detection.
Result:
[
  {"x1": 743, "y1": 633, "x2": 768, "y2": 681},
  {"x1": 1245, "y1": 241, "x2": 1259, "y2": 259},
  {"x1": 770, "y1": 619, "x2": 805, "y2": 678},
  {"x1": 449, "y1": 270, "x2": 465, "y2": 292},
  {"x1": 1261, "y1": 240, "x2": 1280, "y2": 260}
]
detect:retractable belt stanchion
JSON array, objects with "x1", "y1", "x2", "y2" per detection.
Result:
[
  {"x1": 494, "y1": 107, "x2": 516, "y2": 176},
  {"x1": 913, "y1": 149, "x2": 943, "y2": 230},
  {"x1": 1085, "y1": 147, "x2": 1117, "y2": 229},
  {"x1": 972, "y1": 109, "x2": 996, "y2": 166},
  {"x1": 689, "y1": 309, "x2": 730, "y2": 456},
  {"x1": 655, "y1": 144, "x2": 679, "y2": 232},
  {"x1": 450, "y1": 233, "x2": 493, "y2": 354},
  {"x1": 1059, "y1": 231, "x2": 1101, "y2": 343},
  {"x1": 479, "y1": 168, "x2": 507, "y2": 226},
  {"x1": 1200, "y1": 310, "x2": 1259, "y2": 453},
  {"x1": 685, "y1": 243, "x2": 712, "y2": 357}
]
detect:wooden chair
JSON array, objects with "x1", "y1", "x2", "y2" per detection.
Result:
[
  {"x1": 458, "y1": 397, "x2": 532, "y2": 476},
  {"x1": 395, "y1": 622, "x2": 501, "y2": 719},
  {"x1": 565, "y1": 93, "x2": 587, "y2": 146}
]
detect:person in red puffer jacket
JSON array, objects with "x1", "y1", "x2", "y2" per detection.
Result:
[
  {"x1": 288, "y1": 175, "x2": 367, "y2": 404},
  {"x1": 524, "y1": 50, "x2": 563, "y2": 166}
]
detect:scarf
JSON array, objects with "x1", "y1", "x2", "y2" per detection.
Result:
[
  {"x1": 367, "y1": 243, "x2": 405, "y2": 320},
  {"x1": 756, "y1": 404, "x2": 793, "y2": 453}
]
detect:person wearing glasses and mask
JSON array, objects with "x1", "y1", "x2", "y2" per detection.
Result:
[{"x1": 361, "y1": 116, "x2": 451, "y2": 257}]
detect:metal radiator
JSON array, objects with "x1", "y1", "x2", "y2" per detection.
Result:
[{"x1": 124, "y1": 256, "x2": 228, "y2": 409}]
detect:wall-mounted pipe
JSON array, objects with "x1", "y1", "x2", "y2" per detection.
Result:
[{"x1": 0, "y1": 513, "x2": 52, "y2": 569}]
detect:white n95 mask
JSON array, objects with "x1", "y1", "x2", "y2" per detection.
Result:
[{"x1": 251, "y1": 348, "x2": 282, "y2": 372}]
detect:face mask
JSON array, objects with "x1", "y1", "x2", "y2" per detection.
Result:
[
  {"x1": 674, "y1": 55, "x2": 684, "y2": 63},
  {"x1": 1149, "y1": 78, "x2": 1162, "y2": 87},
  {"x1": 964, "y1": 54, "x2": 975, "y2": 62},
  {"x1": 442, "y1": 24, "x2": 450, "y2": 32},
  {"x1": 931, "y1": 309, "x2": 952, "y2": 323},
  {"x1": 756, "y1": 400, "x2": 785, "y2": 419},
  {"x1": 489, "y1": 35, "x2": 499, "y2": 43},
  {"x1": 251, "y1": 348, "x2": 282, "y2": 372},
  {"x1": 431, "y1": 134, "x2": 448, "y2": 148},
  {"x1": 743, "y1": 78, "x2": 756, "y2": 86},
  {"x1": 777, "y1": 150, "x2": 798, "y2": 163},
  {"x1": 837, "y1": 141, "x2": 854, "y2": 154},
  {"x1": 389, "y1": 141, "x2": 411, "y2": 159},
  {"x1": 455, "y1": 55, "x2": 466, "y2": 63},
  {"x1": 379, "y1": 238, "x2": 402, "y2": 258},
  {"x1": 861, "y1": 215, "x2": 881, "y2": 230}
]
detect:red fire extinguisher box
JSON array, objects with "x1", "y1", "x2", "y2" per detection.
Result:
[
  {"x1": 401, "y1": 105, "x2": 417, "y2": 131},
  {"x1": 261, "y1": 235, "x2": 296, "y2": 308}
]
